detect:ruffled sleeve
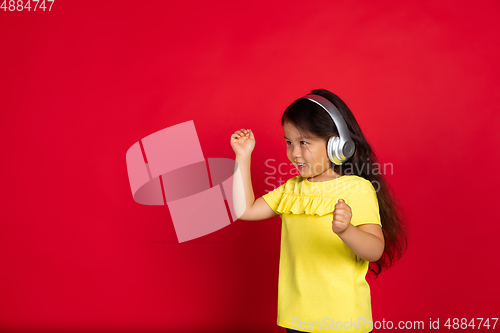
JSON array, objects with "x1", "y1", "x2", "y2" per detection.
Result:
[{"x1": 262, "y1": 182, "x2": 287, "y2": 215}]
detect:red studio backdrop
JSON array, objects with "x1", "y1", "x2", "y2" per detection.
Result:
[{"x1": 1, "y1": 1, "x2": 499, "y2": 332}]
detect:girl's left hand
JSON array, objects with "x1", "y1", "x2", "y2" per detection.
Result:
[{"x1": 332, "y1": 199, "x2": 352, "y2": 234}]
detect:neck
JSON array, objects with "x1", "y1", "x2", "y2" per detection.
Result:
[{"x1": 307, "y1": 165, "x2": 341, "y2": 182}]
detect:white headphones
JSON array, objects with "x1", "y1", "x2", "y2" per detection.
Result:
[{"x1": 299, "y1": 94, "x2": 356, "y2": 165}]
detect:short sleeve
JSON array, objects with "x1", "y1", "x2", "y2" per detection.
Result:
[
  {"x1": 261, "y1": 182, "x2": 286, "y2": 215},
  {"x1": 347, "y1": 179, "x2": 382, "y2": 227}
]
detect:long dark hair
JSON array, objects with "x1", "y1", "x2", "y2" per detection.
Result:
[{"x1": 281, "y1": 88, "x2": 408, "y2": 276}]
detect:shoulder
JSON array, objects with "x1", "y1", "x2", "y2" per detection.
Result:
[
  {"x1": 285, "y1": 175, "x2": 304, "y2": 186},
  {"x1": 353, "y1": 176, "x2": 374, "y2": 190},
  {"x1": 344, "y1": 175, "x2": 377, "y2": 193},
  {"x1": 343, "y1": 176, "x2": 380, "y2": 206},
  {"x1": 276, "y1": 175, "x2": 304, "y2": 189},
  {"x1": 341, "y1": 174, "x2": 370, "y2": 184}
]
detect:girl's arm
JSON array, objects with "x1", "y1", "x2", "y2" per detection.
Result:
[
  {"x1": 338, "y1": 224, "x2": 384, "y2": 262},
  {"x1": 232, "y1": 154, "x2": 255, "y2": 218},
  {"x1": 233, "y1": 154, "x2": 279, "y2": 220},
  {"x1": 230, "y1": 129, "x2": 278, "y2": 221},
  {"x1": 332, "y1": 199, "x2": 385, "y2": 262}
]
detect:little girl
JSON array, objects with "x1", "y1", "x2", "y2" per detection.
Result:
[{"x1": 230, "y1": 89, "x2": 407, "y2": 333}]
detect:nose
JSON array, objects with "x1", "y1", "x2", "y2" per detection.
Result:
[{"x1": 292, "y1": 144, "x2": 301, "y2": 159}]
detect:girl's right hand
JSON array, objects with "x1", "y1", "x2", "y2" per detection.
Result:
[{"x1": 231, "y1": 128, "x2": 255, "y2": 157}]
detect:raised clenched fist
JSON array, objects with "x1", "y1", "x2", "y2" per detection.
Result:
[
  {"x1": 332, "y1": 199, "x2": 353, "y2": 234},
  {"x1": 231, "y1": 128, "x2": 255, "y2": 157}
]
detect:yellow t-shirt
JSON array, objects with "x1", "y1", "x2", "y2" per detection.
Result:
[{"x1": 262, "y1": 175, "x2": 382, "y2": 333}]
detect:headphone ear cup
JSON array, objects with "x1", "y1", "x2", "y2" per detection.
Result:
[{"x1": 328, "y1": 136, "x2": 343, "y2": 165}]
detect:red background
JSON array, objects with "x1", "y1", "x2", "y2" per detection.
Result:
[{"x1": 1, "y1": 1, "x2": 499, "y2": 332}]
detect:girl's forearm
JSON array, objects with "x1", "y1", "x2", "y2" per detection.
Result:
[
  {"x1": 232, "y1": 154, "x2": 255, "y2": 219},
  {"x1": 337, "y1": 224, "x2": 384, "y2": 262}
]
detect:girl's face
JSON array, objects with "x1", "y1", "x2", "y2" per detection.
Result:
[{"x1": 283, "y1": 121, "x2": 339, "y2": 181}]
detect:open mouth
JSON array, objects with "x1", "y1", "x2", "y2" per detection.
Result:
[{"x1": 296, "y1": 163, "x2": 307, "y2": 169}]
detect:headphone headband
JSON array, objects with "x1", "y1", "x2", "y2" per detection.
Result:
[{"x1": 298, "y1": 94, "x2": 355, "y2": 164}]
